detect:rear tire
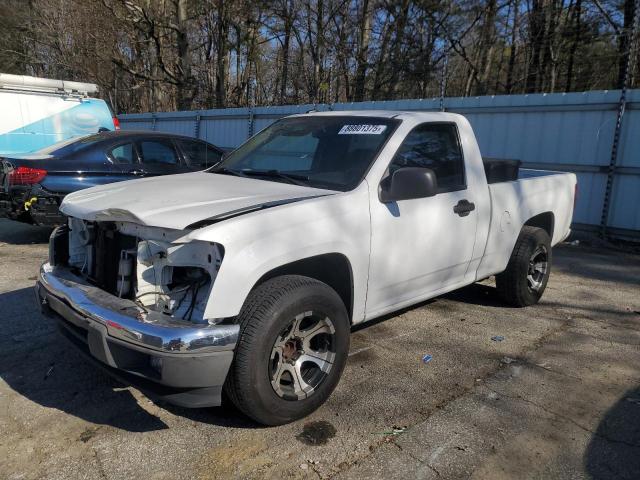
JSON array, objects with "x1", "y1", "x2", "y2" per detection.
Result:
[
  {"x1": 224, "y1": 275, "x2": 350, "y2": 426},
  {"x1": 496, "y1": 226, "x2": 551, "y2": 307}
]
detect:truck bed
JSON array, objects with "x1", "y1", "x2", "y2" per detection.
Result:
[{"x1": 476, "y1": 168, "x2": 577, "y2": 280}]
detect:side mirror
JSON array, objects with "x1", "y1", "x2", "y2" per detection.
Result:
[{"x1": 379, "y1": 167, "x2": 438, "y2": 203}]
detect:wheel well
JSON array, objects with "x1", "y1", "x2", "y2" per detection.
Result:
[
  {"x1": 524, "y1": 212, "x2": 554, "y2": 239},
  {"x1": 255, "y1": 253, "x2": 354, "y2": 322}
]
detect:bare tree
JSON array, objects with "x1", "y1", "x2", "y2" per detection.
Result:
[{"x1": 1, "y1": 0, "x2": 635, "y2": 113}]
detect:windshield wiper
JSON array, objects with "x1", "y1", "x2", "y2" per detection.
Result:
[
  {"x1": 210, "y1": 167, "x2": 245, "y2": 177},
  {"x1": 241, "y1": 169, "x2": 309, "y2": 186}
]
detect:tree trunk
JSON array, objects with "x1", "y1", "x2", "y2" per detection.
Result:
[
  {"x1": 475, "y1": 0, "x2": 497, "y2": 95},
  {"x1": 236, "y1": 24, "x2": 242, "y2": 93},
  {"x1": 175, "y1": 0, "x2": 194, "y2": 110},
  {"x1": 279, "y1": 0, "x2": 293, "y2": 104},
  {"x1": 215, "y1": 0, "x2": 228, "y2": 108},
  {"x1": 388, "y1": 0, "x2": 410, "y2": 97},
  {"x1": 506, "y1": 0, "x2": 519, "y2": 93},
  {"x1": 464, "y1": 46, "x2": 481, "y2": 96},
  {"x1": 315, "y1": 0, "x2": 325, "y2": 102},
  {"x1": 541, "y1": 0, "x2": 560, "y2": 92},
  {"x1": 372, "y1": 17, "x2": 391, "y2": 100},
  {"x1": 353, "y1": 0, "x2": 373, "y2": 101},
  {"x1": 565, "y1": 0, "x2": 581, "y2": 92},
  {"x1": 526, "y1": 0, "x2": 545, "y2": 93}
]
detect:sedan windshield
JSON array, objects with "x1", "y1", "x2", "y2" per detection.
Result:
[{"x1": 211, "y1": 116, "x2": 399, "y2": 191}]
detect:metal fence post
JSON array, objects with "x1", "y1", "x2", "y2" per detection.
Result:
[
  {"x1": 247, "y1": 107, "x2": 254, "y2": 139},
  {"x1": 600, "y1": 0, "x2": 640, "y2": 237},
  {"x1": 151, "y1": 114, "x2": 157, "y2": 131},
  {"x1": 440, "y1": 52, "x2": 449, "y2": 112},
  {"x1": 194, "y1": 113, "x2": 201, "y2": 139}
]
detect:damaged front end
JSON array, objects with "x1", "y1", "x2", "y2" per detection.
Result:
[
  {"x1": 62, "y1": 218, "x2": 223, "y2": 325},
  {"x1": 36, "y1": 217, "x2": 239, "y2": 408}
]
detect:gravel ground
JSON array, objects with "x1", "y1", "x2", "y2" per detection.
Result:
[{"x1": 0, "y1": 217, "x2": 638, "y2": 480}]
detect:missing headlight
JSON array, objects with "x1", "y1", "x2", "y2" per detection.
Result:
[
  {"x1": 143, "y1": 266, "x2": 211, "y2": 323},
  {"x1": 132, "y1": 238, "x2": 222, "y2": 324}
]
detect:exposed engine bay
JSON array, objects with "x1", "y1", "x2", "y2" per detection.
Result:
[{"x1": 52, "y1": 218, "x2": 222, "y2": 324}]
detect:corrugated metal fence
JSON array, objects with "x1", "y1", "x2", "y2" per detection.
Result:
[{"x1": 120, "y1": 90, "x2": 640, "y2": 239}]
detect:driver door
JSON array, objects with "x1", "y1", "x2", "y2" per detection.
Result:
[{"x1": 366, "y1": 123, "x2": 479, "y2": 317}]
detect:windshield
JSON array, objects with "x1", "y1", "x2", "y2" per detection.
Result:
[
  {"x1": 212, "y1": 116, "x2": 399, "y2": 191},
  {"x1": 35, "y1": 134, "x2": 103, "y2": 156}
]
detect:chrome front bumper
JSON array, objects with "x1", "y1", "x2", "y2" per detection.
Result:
[{"x1": 35, "y1": 262, "x2": 240, "y2": 407}]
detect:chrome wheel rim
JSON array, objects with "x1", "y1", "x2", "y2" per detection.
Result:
[
  {"x1": 527, "y1": 245, "x2": 548, "y2": 292},
  {"x1": 269, "y1": 311, "x2": 336, "y2": 400}
]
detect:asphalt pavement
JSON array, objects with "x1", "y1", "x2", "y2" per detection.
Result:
[{"x1": 0, "y1": 218, "x2": 638, "y2": 480}]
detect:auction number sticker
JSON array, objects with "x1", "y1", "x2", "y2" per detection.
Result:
[{"x1": 338, "y1": 124, "x2": 387, "y2": 135}]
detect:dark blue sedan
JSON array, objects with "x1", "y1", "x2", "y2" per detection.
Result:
[{"x1": 0, "y1": 131, "x2": 224, "y2": 225}]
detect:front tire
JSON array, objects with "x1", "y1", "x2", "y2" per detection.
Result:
[
  {"x1": 225, "y1": 275, "x2": 350, "y2": 426},
  {"x1": 496, "y1": 226, "x2": 551, "y2": 307}
]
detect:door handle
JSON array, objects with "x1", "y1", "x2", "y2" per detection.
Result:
[
  {"x1": 453, "y1": 199, "x2": 475, "y2": 217},
  {"x1": 128, "y1": 169, "x2": 146, "y2": 176}
]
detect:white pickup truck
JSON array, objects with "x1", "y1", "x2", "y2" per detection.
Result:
[{"x1": 36, "y1": 111, "x2": 576, "y2": 425}]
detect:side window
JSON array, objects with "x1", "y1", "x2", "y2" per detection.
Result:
[
  {"x1": 139, "y1": 140, "x2": 178, "y2": 164},
  {"x1": 108, "y1": 143, "x2": 135, "y2": 164},
  {"x1": 389, "y1": 123, "x2": 465, "y2": 192},
  {"x1": 178, "y1": 140, "x2": 222, "y2": 168}
]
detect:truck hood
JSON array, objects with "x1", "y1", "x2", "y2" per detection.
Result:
[{"x1": 60, "y1": 172, "x2": 337, "y2": 230}]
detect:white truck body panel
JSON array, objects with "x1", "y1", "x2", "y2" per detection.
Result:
[
  {"x1": 181, "y1": 183, "x2": 372, "y2": 322},
  {"x1": 59, "y1": 111, "x2": 577, "y2": 325},
  {"x1": 477, "y1": 170, "x2": 575, "y2": 280},
  {"x1": 364, "y1": 113, "x2": 492, "y2": 318}
]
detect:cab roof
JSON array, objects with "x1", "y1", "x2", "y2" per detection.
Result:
[{"x1": 291, "y1": 110, "x2": 464, "y2": 122}]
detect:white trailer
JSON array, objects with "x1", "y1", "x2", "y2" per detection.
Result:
[{"x1": 0, "y1": 73, "x2": 118, "y2": 155}]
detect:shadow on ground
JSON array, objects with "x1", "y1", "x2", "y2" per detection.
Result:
[
  {"x1": 0, "y1": 218, "x2": 52, "y2": 244},
  {"x1": 0, "y1": 286, "x2": 285, "y2": 432},
  {"x1": 0, "y1": 285, "x2": 262, "y2": 432},
  {"x1": 442, "y1": 282, "x2": 508, "y2": 308},
  {"x1": 352, "y1": 283, "x2": 506, "y2": 334},
  {"x1": 0, "y1": 287, "x2": 170, "y2": 432},
  {"x1": 585, "y1": 386, "x2": 640, "y2": 479},
  {"x1": 554, "y1": 245, "x2": 640, "y2": 287}
]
